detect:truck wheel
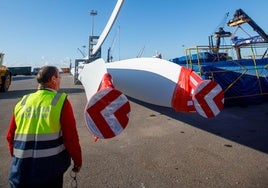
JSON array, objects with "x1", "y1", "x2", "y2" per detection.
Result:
[{"x1": 0, "y1": 73, "x2": 11, "y2": 92}]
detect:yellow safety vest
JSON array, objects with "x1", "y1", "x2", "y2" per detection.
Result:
[{"x1": 14, "y1": 90, "x2": 67, "y2": 158}]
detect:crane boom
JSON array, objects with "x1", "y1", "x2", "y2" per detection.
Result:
[{"x1": 227, "y1": 9, "x2": 268, "y2": 42}]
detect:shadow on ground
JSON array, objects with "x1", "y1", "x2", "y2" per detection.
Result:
[
  {"x1": 11, "y1": 76, "x2": 35, "y2": 81},
  {"x1": 128, "y1": 96, "x2": 268, "y2": 154}
]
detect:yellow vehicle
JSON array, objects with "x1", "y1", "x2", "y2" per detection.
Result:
[{"x1": 0, "y1": 52, "x2": 12, "y2": 92}]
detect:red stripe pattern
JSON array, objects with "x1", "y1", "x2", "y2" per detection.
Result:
[
  {"x1": 193, "y1": 80, "x2": 224, "y2": 118},
  {"x1": 84, "y1": 74, "x2": 130, "y2": 139},
  {"x1": 172, "y1": 67, "x2": 224, "y2": 118}
]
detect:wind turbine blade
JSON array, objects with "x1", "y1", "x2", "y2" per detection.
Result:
[{"x1": 92, "y1": 0, "x2": 124, "y2": 56}]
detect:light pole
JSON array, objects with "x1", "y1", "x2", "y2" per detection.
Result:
[{"x1": 90, "y1": 10, "x2": 97, "y2": 36}]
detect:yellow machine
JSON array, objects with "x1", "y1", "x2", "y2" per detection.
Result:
[{"x1": 0, "y1": 52, "x2": 12, "y2": 92}]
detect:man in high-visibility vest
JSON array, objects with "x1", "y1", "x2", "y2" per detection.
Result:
[{"x1": 6, "y1": 66, "x2": 82, "y2": 188}]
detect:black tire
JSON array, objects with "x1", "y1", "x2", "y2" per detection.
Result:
[{"x1": 0, "y1": 72, "x2": 11, "y2": 92}]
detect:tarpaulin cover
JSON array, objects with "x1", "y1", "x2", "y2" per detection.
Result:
[
  {"x1": 171, "y1": 57, "x2": 268, "y2": 106},
  {"x1": 200, "y1": 64, "x2": 268, "y2": 106}
]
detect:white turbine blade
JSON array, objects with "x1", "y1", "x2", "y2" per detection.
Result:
[{"x1": 92, "y1": 0, "x2": 124, "y2": 56}]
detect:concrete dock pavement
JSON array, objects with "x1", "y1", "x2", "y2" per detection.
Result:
[{"x1": 0, "y1": 73, "x2": 268, "y2": 188}]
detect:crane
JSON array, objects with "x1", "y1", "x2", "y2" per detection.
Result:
[
  {"x1": 227, "y1": 9, "x2": 268, "y2": 59},
  {"x1": 209, "y1": 12, "x2": 232, "y2": 53},
  {"x1": 227, "y1": 9, "x2": 268, "y2": 42}
]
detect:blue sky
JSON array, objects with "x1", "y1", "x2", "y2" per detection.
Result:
[{"x1": 1, "y1": 0, "x2": 268, "y2": 68}]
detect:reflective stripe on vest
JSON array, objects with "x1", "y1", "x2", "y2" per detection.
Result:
[
  {"x1": 13, "y1": 144, "x2": 66, "y2": 158},
  {"x1": 14, "y1": 132, "x2": 62, "y2": 141},
  {"x1": 13, "y1": 90, "x2": 67, "y2": 159}
]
